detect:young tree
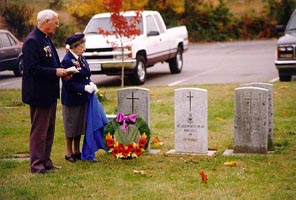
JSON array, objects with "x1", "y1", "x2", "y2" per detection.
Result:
[{"x1": 99, "y1": 0, "x2": 143, "y2": 87}]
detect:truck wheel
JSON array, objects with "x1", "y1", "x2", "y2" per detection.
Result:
[
  {"x1": 169, "y1": 46, "x2": 183, "y2": 74},
  {"x1": 279, "y1": 70, "x2": 292, "y2": 82},
  {"x1": 129, "y1": 55, "x2": 146, "y2": 85},
  {"x1": 279, "y1": 74, "x2": 292, "y2": 81},
  {"x1": 13, "y1": 56, "x2": 23, "y2": 77}
]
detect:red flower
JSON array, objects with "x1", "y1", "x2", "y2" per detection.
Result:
[
  {"x1": 138, "y1": 137, "x2": 147, "y2": 148},
  {"x1": 118, "y1": 143, "x2": 125, "y2": 151},
  {"x1": 106, "y1": 138, "x2": 114, "y2": 147},
  {"x1": 134, "y1": 146, "x2": 143, "y2": 157},
  {"x1": 105, "y1": 133, "x2": 114, "y2": 148},
  {"x1": 111, "y1": 146, "x2": 120, "y2": 156},
  {"x1": 127, "y1": 143, "x2": 134, "y2": 153},
  {"x1": 121, "y1": 147, "x2": 130, "y2": 158}
]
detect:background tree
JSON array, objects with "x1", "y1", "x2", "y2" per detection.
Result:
[
  {"x1": 146, "y1": 0, "x2": 185, "y2": 27},
  {"x1": 65, "y1": 0, "x2": 147, "y2": 30},
  {"x1": 269, "y1": 0, "x2": 296, "y2": 25},
  {"x1": 49, "y1": 0, "x2": 63, "y2": 9},
  {"x1": 121, "y1": 0, "x2": 148, "y2": 10},
  {"x1": 65, "y1": 0, "x2": 107, "y2": 28},
  {"x1": 1, "y1": 0, "x2": 294, "y2": 46},
  {"x1": 0, "y1": 1, "x2": 34, "y2": 39}
]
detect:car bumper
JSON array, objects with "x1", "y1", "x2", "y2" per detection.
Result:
[
  {"x1": 86, "y1": 59, "x2": 136, "y2": 72},
  {"x1": 275, "y1": 60, "x2": 296, "y2": 69}
]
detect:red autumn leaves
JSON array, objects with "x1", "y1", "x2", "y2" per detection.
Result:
[
  {"x1": 199, "y1": 161, "x2": 239, "y2": 183},
  {"x1": 99, "y1": 0, "x2": 142, "y2": 40},
  {"x1": 199, "y1": 171, "x2": 208, "y2": 183}
]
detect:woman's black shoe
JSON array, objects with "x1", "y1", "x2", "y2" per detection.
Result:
[
  {"x1": 74, "y1": 152, "x2": 81, "y2": 160},
  {"x1": 65, "y1": 155, "x2": 76, "y2": 162},
  {"x1": 36, "y1": 169, "x2": 48, "y2": 174}
]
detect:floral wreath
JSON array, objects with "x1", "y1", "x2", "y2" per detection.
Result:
[{"x1": 104, "y1": 112, "x2": 150, "y2": 159}]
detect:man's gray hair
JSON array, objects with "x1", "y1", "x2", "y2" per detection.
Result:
[{"x1": 37, "y1": 9, "x2": 58, "y2": 26}]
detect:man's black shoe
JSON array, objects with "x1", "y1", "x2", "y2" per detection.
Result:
[
  {"x1": 36, "y1": 169, "x2": 48, "y2": 174},
  {"x1": 45, "y1": 165, "x2": 62, "y2": 170}
]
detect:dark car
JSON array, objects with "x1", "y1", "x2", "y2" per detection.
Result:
[
  {"x1": 0, "y1": 29, "x2": 23, "y2": 77},
  {"x1": 275, "y1": 9, "x2": 296, "y2": 81}
]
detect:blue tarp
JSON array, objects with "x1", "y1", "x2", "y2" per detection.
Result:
[{"x1": 82, "y1": 93, "x2": 108, "y2": 161}]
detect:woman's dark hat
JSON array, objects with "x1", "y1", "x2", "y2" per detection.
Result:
[{"x1": 65, "y1": 33, "x2": 85, "y2": 46}]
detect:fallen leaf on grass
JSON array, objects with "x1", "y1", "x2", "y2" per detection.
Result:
[
  {"x1": 224, "y1": 161, "x2": 238, "y2": 167},
  {"x1": 279, "y1": 86, "x2": 288, "y2": 89},
  {"x1": 150, "y1": 137, "x2": 164, "y2": 147},
  {"x1": 281, "y1": 111, "x2": 289, "y2": 116},
  {"x1": 133, "y1": 170, "x2": 145, "y2": 175},
  {"x1": 199, "y1": 171, "x2": 208, "y2": 183},
  {"x1": 151, "y1": 137, "x2": 160, "y2": 144},
  {"x1": 215, "y1": 117, "x2": 226, "y2": 122}
]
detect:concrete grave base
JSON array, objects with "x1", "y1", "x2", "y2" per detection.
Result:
[
  {"x1": 223, "y1": 149, "x2": 274, "y2": 156},
  {"x1": 1, "y1": 153, "x2": 30, "y2": 162},
  {"x1": 1, "y1": 158, "x2": 30, "y2": 162},
  {"x1": 148, "y1": 149, "x2": 162, "y2": 155},
  {"x1": 166, "y1": 149, "x2": 216, "y2": 156}
]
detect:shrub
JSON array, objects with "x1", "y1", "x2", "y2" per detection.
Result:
[
  {"x1": 51, "y1": 23, "x2": 77, "y2": 47},
  {"x1": 182, "y1": 0, "x2": 240, "y2": 42},
  {"x1": 0, "y1": 1, "x2": 34, "y2": 40},
  {"x1": 49, "y1": 0, "x2": 63, "y2": 9}
]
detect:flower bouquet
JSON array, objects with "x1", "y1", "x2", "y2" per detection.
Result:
[{"x1": 96, "y1": 90, "x2": 107, "y2": 102}]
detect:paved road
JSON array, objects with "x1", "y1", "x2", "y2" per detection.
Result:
[
  {"x1": 0, "y1": 40, "x2": 292, "y2": 89},
  {"x1": 144, "y1": 39, "x2": 280, "y2": 86}
]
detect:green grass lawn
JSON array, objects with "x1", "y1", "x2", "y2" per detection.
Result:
[{"x1": 0, "y1": 82, "x2": 295, "y2": 199}]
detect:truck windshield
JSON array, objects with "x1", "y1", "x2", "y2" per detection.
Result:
[
  {"x1": 84, "y1": 17, "x2": 143, "y2": 34},
  {"x1": 287, "y1": 11, "x2": 296, "y2": 32}
]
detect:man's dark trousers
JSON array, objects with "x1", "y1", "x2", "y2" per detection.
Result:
[{"x1": 29, "y1": 102, "x2": 57, "y2": 173}]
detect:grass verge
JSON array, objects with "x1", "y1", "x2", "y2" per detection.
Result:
[{"x1": 0, "y1": 82, "x2": 295, "y2": 199}]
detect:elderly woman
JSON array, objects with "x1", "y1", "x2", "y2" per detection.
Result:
[{"x1": 61, "y1": 33, "x2": 98, "y2": 162}]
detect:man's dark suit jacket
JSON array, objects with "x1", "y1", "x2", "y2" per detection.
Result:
[
  {"x1": 61, "y1": 52, "x2": 91, "y2": 106},
  {"x1": 22, "y1": 28, "x2": 61, "y2": 106}
]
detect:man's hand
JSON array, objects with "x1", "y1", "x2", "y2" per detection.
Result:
[
  {"x1": 63, "y1": 74, "x2": 72, "y2": 80},
  {"x1": 56, "y1": 68, "x2": 68, "y2": 77}
]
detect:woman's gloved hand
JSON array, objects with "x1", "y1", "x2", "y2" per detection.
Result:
[
  {"x1": 89, "y1": 82, "x2": 98, "y2": 92},
  {"x1": 84, "y1": 84, "x2": 95, "y2": 93}
]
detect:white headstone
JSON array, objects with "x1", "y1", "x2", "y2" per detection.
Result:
[
  {"x1": 117, "y1": 87, "x2": 150, "y2": 125},
  {"x1": 240, "y1": 83, "x2": 274, "y2": 150},
  {"x1": 234, "y1": 87, "x2": 269, "y2": 154},
  {"x1": 174, "y1": 88, "x2": 208, "y2": 154}
]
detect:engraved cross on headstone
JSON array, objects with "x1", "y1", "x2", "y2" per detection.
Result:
[
  {"x1": 187, "y1": 91, "x2": 194, "y2": 112},
  {"x1": 126, "y1": 92, "x2": 139, "y2": 113}
]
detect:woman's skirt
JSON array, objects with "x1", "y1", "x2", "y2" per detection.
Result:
[{"x1": 62, "y1": 104, "x2": 87, "y2": 138}]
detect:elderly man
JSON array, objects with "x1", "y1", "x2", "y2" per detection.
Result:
[{"x1": 22, "y1": 9, "x2": 68, "y2": 174}]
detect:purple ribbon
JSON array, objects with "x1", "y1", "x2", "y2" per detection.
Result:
[{"x1": 116, "y1": 112, "x2": 137, "y2": 132}]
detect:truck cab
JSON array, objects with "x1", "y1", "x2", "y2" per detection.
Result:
[{"x1": 83, "y1": 10, "x2": 188, "y2": 85}]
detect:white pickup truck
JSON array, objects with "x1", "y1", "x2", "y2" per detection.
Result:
[{"x1": 83, "y1": 10, "x2": 189, "y2": 85}]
